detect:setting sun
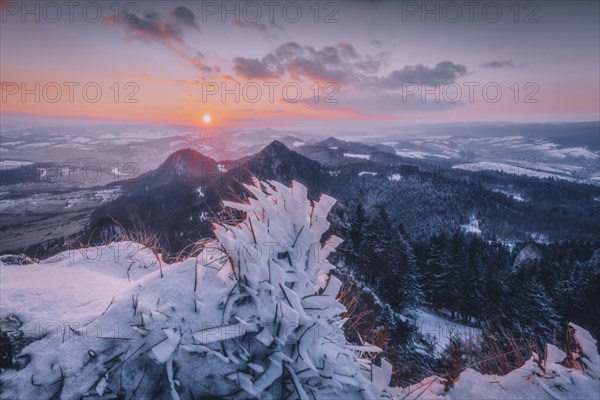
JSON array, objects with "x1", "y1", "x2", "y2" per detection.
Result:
[{"x1": 202, "y1": 114, "x2": 212, "y2": 124}]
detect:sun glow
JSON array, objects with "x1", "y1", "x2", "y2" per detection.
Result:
[{"x1": 202, "y1": 114, "x2": 212, "y2": 124}]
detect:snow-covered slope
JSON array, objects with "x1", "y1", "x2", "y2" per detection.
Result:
[
  {"x1": 0, "y1": 180, "x2": 391, "y2": 399},
  {"x1": 0, "y1": 242, "x2": 159, "y2": 328},
  {"x1": 1, "y1": 180, "x2": 598, "y2": 400}
]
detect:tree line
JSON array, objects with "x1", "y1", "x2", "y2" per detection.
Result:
[{"x1": 336, "y1": 202, "x2": 600, "y2": 346}]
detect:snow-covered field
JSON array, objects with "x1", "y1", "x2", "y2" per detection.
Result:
[
  {"x1": 410, "y1": 309, "x2": 482, "y2": 356},
  {"x1": 372, "y1": 133, "x2": 599, "y2": 184}
]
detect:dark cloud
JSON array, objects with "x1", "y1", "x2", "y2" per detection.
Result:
[
  {"x1": 370, "y1": 61, "x2": 468, "y2": 89},
  {"x1": 143, "y1": 10, "x2": 159, "y2": 20},
  {"x1": 370, "y1": 39, "x2": 383, "y2": 47},
  {"x1": 232, "y1": 41, "x2": 464, "y2": 93},
  {"x1": 115, "y1": 11, "x2": 183, "y2": 43},
  {"x1": 108, "y1": 6, "x2": 198, "y2": 45},
  {"x1": 353, "y1": 51, "x2": 390, "y2": 74},
  {"x1": 171, "y1": 6, "x2": 198, "y2": 29},
  {"x1": 338, "y1": 42, "x2": 360, "y2": 59},
  {"x1": 479, "y1": 60, "x2": 514, "y2": 69},
  {"x1": 232, "y1": 41, "x2": 387, "y2": 83},
  {"x1": 230, "y1": 41, "x2": 468, "y2": 118},
  {"x1": 120, "y1": 10, "x2": 183, "y2": 45},
  {"x1": 232, "y1": 57, "x2": 281, "y2": 79},
  {"x1": 278, "y1": 42, "x2": 351, "y2": 81},
  {"x1": 106, "y1": 7, "x2": 212, "y2": 72}
]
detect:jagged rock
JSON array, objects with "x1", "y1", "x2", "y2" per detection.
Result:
[{"x1": 512, "y1": 243, "x2": 543, "y2": 273}]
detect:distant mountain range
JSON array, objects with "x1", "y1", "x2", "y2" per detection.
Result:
[
  {"x1": 86, "y1": 137, "x2": 600, "y2": 257},
  {"x1": 2, "y1": 120, "x2": 599, "y2": 258},
  {"x1": 2, "y1": 121, "x2": 598, "y2": 188}
]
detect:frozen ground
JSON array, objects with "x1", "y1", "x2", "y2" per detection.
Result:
[{"x1": 2, "y1": 180, "x2": 598, "y2": 399}]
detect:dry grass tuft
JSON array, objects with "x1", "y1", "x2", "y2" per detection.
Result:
[
  {"x1": 475, "y1": 323, "x2": 543, "y2": 375},
  {"x1": 337, "y1": 282, "x2": 375, "y2": 341}
]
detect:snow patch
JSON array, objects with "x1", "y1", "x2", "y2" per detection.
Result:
[
  {"x1": 343, "y1": 153, "x2": 370, "y2": 160},
  {"x1": 461, "y1": 215, "x2": 481, "y2": 235},
  {"x1": 410, "y1": 309, "x2": 482, "y2": 356},
  {"x1": 492, "y1": 188, "x2": 526, "y2": 202}
]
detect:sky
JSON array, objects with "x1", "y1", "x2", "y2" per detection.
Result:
[{"x1": 1, "y1": 0, "x2": 599, "y2": 132}]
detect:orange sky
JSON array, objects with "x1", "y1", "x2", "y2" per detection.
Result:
[{"x1": 1, "y1": 1, "x2": 599, "y2": 129}]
